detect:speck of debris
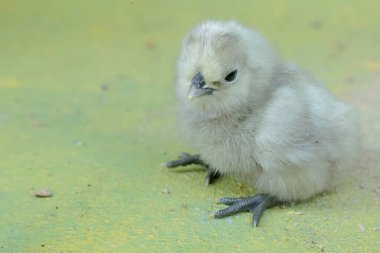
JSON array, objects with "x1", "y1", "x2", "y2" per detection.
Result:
[
  {"x1": 335, "y1": 42, "x2": 347, "y2": 53},
  {"x1": 34, "y1": 189, "x2": 53, "y2": 198},
  {"x1": 31, "y1": 122, "x2": 47, "y2": 128},
  {"x1": 295, "y1": 211, "x2": 304, "y2": 215},
  {"x1": 145, "y1": 40, "x2": 157, "y2": 50},
  {"x1": 101, "y1": 83, "x2": 110, "y2": 91},
  {"x1": 358, "y1": 224, "x2": 366, "y2": 232},
  {"x1": 344, "y1": 76, "x2": 356, "y2": 84},
  {"x1": 311, "y1": 241, "x2": 324, "y2": 252},
  {"x1": 161, "y1": 188, "x2": 171, "y2": 194},
  {"x1": 311, "y1": 20, "x2": 323, "y2": 30},
  {"x1": 167, "y1": 208, "x2": 176, "y2": 212},
  {"x1": 87, "y1": 184, "x2": 91, "y2": 187},
  {"x1": 55, "y1": 206, "x2": 59, "y2": 210},
  {"x1": 41, "y1": 244, "x2": 45, "y2": 247}
]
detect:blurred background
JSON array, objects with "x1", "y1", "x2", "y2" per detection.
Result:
[{"x1": 0, "y1": 0, "x2": 379, "y2": 252}]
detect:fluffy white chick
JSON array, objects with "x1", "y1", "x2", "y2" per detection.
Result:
[{"x1": 164, "y1": 20, "x2": 358, "y2": 226}]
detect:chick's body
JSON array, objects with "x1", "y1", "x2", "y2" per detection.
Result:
[
  {"x1": 166, "y1": 21, "x2": 358, "y2": 226},
  {"x1": 175, "y1": 21, "x2": 358, "y2": 203}
]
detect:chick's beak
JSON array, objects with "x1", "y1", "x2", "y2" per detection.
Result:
[{"x1": 188, "y1": 72, "x2": 214, "y2": 100}]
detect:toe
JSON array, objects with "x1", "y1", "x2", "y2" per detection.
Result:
[
  {"x1": 205, "y1": 169, "x2": 221, "y2": 185},
  {"x1": 251, "y1": 202, "x2": 266, "y2": 227},
  {"x1": 216, "y1": 197, "x2": 246, "y2": 205}
]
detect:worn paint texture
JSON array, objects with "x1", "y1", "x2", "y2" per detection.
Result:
[{"x1": 0, "y1": 0, "x2": 379, "y2": 252}]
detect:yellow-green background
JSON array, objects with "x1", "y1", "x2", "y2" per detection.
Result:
[{"x1": 1, "y1": 0, "x2": 379, "y2": 252}]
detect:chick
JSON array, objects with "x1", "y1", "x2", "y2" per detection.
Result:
[{"x1": 164, "y1": 20, "x2": 358, "y2": 226}]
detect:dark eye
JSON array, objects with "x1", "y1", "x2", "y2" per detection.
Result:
[{"x1": 224, "y1": 69, "x2": 238, "y2": 82}]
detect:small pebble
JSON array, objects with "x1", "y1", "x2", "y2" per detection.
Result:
[
  {"x1": 34, "y1": 189, "x2": 53, "y2": 198},
  {"x1": 161, "y1": 188, "x2": 171, "y2": 194},
  {"x1": 145, "y1": 40, "x2": 157, "y2": 49},
  {"x1": 311, "y1": 20, "x2": 323, "y2": 30},
  {"x1": 101, "y1": 83, "x2": 110, "y2": 91},
  {"x1": 358, "y1": 224, "x2": 366, "y2": 232},
  {"x1": 316, "y1": 244, "x2": 324, "y2": 251}
]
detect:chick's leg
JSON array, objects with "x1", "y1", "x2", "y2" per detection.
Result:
[
  {"x1": 204, "y1": 168, "x2": 221, "y2": 185},
  {"x1": 164, "y1": 152, "x2": 221, "y2": 185},
  {"x1": 214, "y1": 194, "x2": 278, "y2": 227}
]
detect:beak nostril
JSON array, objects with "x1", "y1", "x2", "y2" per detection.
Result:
[{"x1": 191, "y1": 72, "x2": 206, "y2": 89}]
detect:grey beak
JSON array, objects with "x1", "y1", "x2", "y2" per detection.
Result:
[{"x1": 188, "y1": 72, "x2": 214, "y2": 99}]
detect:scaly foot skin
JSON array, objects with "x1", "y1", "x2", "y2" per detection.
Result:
[
  {"x1": 164, "y1": 152, "x2": 221, "y2": 185},
  {"x1": 214, "y1": 194, "x2": 278, "y2": 227}
]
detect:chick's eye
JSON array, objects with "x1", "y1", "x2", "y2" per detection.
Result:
[{"x1": 224, "y1": 69, "x2": 238, "y2": 82}]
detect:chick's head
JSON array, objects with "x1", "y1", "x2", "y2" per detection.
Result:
[{"x1": 176, "y1": 20, "x2": 280, "y2": 116}]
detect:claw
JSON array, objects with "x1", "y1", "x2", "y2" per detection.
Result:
[
  {"x1": 205, "y1": 169, "x2": 221, "y2": 186},
  {"x1": 252, "y1": 202, "x2": 267, "y2": 227}
]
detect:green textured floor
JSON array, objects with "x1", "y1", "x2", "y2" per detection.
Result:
[{"x1": 1, "y1": 1, "x2": 380, "y2": 252}]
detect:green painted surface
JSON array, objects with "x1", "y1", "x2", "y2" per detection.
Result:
[{"x1": 1, "y1": 0, "x2": 380, "y2": 252}]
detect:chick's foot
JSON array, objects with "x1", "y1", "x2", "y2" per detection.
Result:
[
  {"x1": 214, "y1": 194, "x2": 278, "y2": 227},
  {"x1": 164, "y1": 152, "x2": 221, "y2": 185}
]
